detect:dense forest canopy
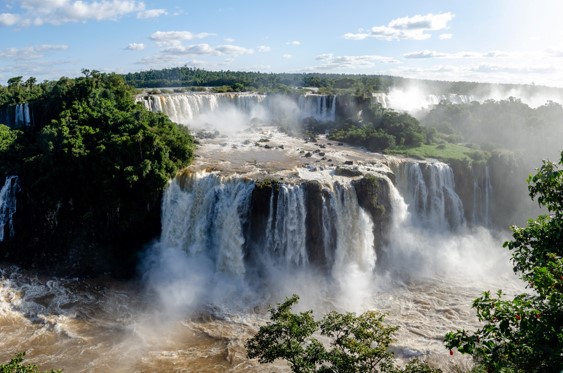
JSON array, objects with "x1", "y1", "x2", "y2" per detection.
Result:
[
  {"x1": 0, "y1": 70, "x2": 195, "y2": 276},
  {"x1": 121, "y1": 66, "x2": 563, "y2": 97}
]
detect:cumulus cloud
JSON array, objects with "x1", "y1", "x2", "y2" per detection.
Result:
[
  {"x1": 282, "y1": 54, "x2": 292, "y2": 59},
  {"x1": 224, "y1": 38, "x2": 235, "y2": 43},
  {"x1": 345, "y1": 12, "x2": 454, "y2": 41},
  {"x1": 0, "y1": 13, "x2": 20, "y2": 26},
  {"x1": 312, "y1": 53, "x2": 400, "y2": 70},
  {"x1": 125, "y1": 42, "x2": 145, "y2": 51},
  {"x1": 286, "y1": 40, "x2": 301, "y2": 46},
  {"x1": 1, "y1": 0, "x2": 148, "y2": 26},
  {"x1": 439, "y1": 33, "x2": 453, "y2": 40},
  {"x1": 137, "y1": 8, "x2": 167, "y2": 19},
  {"x1": 150, "y1": 31, "x2": 215, "y2": 47}
]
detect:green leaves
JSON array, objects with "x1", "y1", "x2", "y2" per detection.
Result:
[
  {"x1": 445, "y1": 152, "x2": 563, "y2": 372},
  {"x1": 0, "y1": 352, "x2": 62, "y2": 373},
  {"x1": 247, "y1": 295, "x2": 439, "y2": 373}
]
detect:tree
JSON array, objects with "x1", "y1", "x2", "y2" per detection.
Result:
[
  {"x1": 246, "y1": 295, "x2": 441, "y2": 373},
  {"x1": 0, "y1": 352, "x2": 62, "y2": 373},
  {"x1": 444, "y1": 151, "x2": 563, "y2": 372}
]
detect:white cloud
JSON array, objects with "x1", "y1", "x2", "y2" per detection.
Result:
[
  {"x1": 345, "y1": 12, "x2": 454, "y2": 41},
  {"x1": 309, "y1": 53, "x2": 400, "y2": 70},
  {"x1": 8, "y1": 0, "x2": 147, "y2": 26},
  {"x1": 403, "y1": 49, "x2": 519, "y2": 59},
  {"x1": 439, "y1": 33, "x2": 452, "y2": 40},
  {"x1": 224, "y1": 38, "x2": 235, "y2": 43},
  {"x1": 257, "y1": 45, "x2": 271, "y2": 52},
  {"x1": 162, "y1": 43, "x2": 253, "y2": 57},
  {"x1": 403, "y1": 50, "x2": 448, "y2": 59},
  {"x1": 150, "y1": 31, "x2": 215, "y2": 47},
  {"x1": 0, "y1": 44, "x2": 68, "y2": 59},
  {"x1": 125, "y1": 43, "x2": 145, "y2": 51},
  {"x1": 282, "y1": 54, "x2": 292, "y2": 59},
  {"x1": 0, "y1": 13, "x2": 20, "y2": 26},
  {"x1": 286, "y1": 40, "x2": 301, "y2": 46},
  {"x1": 137, "y1": 8, "x2": 167, "y2": 19}
]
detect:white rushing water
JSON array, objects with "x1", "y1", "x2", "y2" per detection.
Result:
[
  {"x1": 137, "y1": 92, "x2": 337, "y2": 129},
  {"x1": 0, "y1": 176, "x2": 19, "y2": 242}
]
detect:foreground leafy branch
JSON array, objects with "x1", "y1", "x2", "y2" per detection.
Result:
[
  {"x1": 0, "y1": 352, "x2": 62, "y2": 373},
  {"x1": 444, "y1": 151, "x2": 563, "y2": 372},
  {"x1": 246, "y1": 294, "x2": 440, "y2": 373}
]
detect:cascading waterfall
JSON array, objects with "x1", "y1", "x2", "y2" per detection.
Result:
[
  {"x1": 160, "y1": 172, "x2": 254, "y2": 275},
  {"x1": 395, "y1": 161, "x2": 465, "y2": 230},
  {"x1": 328, "y1": 183, "x2": 375, "y2": 274},
  {"x1": 297, "y1": 94, "x2": 336, "y2": 122},
  {"x1": 263, "y1": 184, "x2": 308, "y2": 267},
  {"x1": 0, "y1": 176, "x2": 19, "y2": 242},
  {"x1": 15, "y1": 104, "x2": 32, "y2": 126},
  {"x1": 160, "y1": 171, "x2": 377, "y2": 280},
  {"x1": 472, "y1": 165, "x2": 493, "y2": 227},
  {"x1": 138, "y1": 92, "x2": 337, "y2": 125},
  {"x1": 1, "y1": 103, "x2": 32, "y2": 127}
]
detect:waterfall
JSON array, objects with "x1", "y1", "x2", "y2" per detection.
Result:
[
  {"x1": 329, "y1": 183, "x2": 375, "y2": 274},
  {"x1": 15, "y1": 104, "x2": 32, "y2": 126},
  {"x1": 138, "y1": 92, "x2": 337, "y2": 125},
  {"x1": 160, "y1": 172, "x2": 254, "y2": 275},
  {"x1": 160, "y1": 172, "x2": 377, "y2": 279},
  {"x1": 472, "y1": 165, "x2": 493, "y2": 227},
  {"x1": 297, "y1": 94, "x2": 336, "y2": 122},
  {"x1": 264, "y1": 184, "x2": 308, "y2": 267},
  {"x1": 372, "y1": 92, "x2": 474, "y2": 112},
  {"x1": 1, "y1": 104, "x2": 32, "y2": 127},
  {"x1": 0, "y1": 176, "x2": 19, "y2": 242},
  {"x1": 395, "y1": 161, "x2": 465, "y2": 230}
]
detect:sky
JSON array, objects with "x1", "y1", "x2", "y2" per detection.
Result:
[{"x1": 2, "y1": 0, "x2": 563, "y2": 87}]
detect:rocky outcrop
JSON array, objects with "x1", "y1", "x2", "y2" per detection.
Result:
[{"x1": 352, "y1": 174, "x2": 392, "y2": 262}]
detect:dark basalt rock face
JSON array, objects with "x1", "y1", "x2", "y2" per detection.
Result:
[
  {"x1": 352, "y1": 175, "x2": 392, "y2": 265},
  {"x1": 1, "y1": 180, "x2": 162, "y2": 278}
]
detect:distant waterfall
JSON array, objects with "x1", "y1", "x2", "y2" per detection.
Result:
[
  {"x1": 472, "y1": 165, "x2": 493, "y2": 227},
  {"x1": 395, "y1": 162, "x2": 465, "y2": 230},
  {"x1": 372, "y1": 92, "x2": 474, "y2": 112},
  {"x1": 15, "y1": 104, "x2": 32, "y2": 126},
  {"x1": 298, "y1": 94, "x2": 336, "y2": 122},
  {"x1": 1, "y1": 104, "x2": 32, "y2": 127},
  {"x1": 137, "y1": 93, "x2": 266, "y2": 125},
  {"x1": 138, "y1": 92, "x2": 337, "y2": 125},
  {"x1": 0, "y1": 176, "x2": 19, "y2": 242}
]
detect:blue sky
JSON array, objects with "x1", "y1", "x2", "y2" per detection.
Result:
[{"x1": 2, "y1": 0, "x2": 563, "y2": 87}]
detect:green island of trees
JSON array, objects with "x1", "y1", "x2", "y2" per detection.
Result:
[{"x1": 0, "y1": 70, "x2": 195, "y2": 276}]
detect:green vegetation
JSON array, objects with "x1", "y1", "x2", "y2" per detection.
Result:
[
  {"x1": 246, "y1": 294, "x2": 441, "y2": 373},
  {"x1": 421, "y1": 99, "x2": 563, "y2": 160},
  {"x1": 0, "y1": 70, "x2": 195, "y2": 276},
  {"x1": 326, "y1": 103, "x2": 427, "y2": 153},
  {"x1": 1, "y1": 353, "x2": 61, "y2": 373},
  {"x1": 121, "y1": 66, "x2": 563, "y2": 99},
  {"x1": 444, "y1": 151, "x2": 563, "y2": 372}
]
